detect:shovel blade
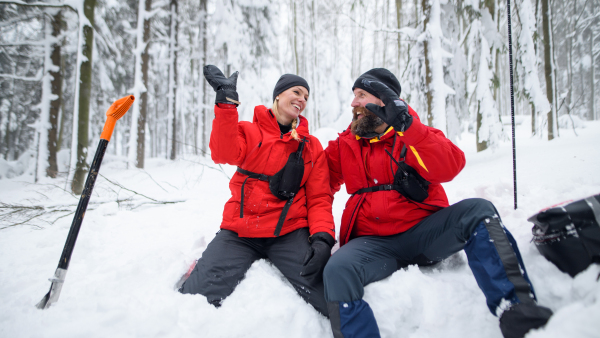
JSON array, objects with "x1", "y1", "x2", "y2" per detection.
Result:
[{"x1": 35, "y1": 268, "x2": 67, "y2": 310}]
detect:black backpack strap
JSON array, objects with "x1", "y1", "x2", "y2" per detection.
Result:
[
  {"x1": 273, "y1": 196, "x2": 294, "y2": 237},
  {"x1": 236, "y1": 167, "x2": 271, "y2": 218}
]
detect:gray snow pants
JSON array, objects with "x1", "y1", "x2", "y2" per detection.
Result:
[{"x1": 179, "y1": 227, "x2": 329, "y2": 316}]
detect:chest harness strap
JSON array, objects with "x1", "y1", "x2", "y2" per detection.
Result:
[
  {"x1": 353, "y1": 142, "x2": 430, "y2": 203},
  {"x1": 236, "y1": 138, "x2": 306, "y2": 236}
]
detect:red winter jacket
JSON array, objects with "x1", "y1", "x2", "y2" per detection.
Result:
[
  {"x1": 210, "y1": 104, "x2": 335, "y2": 238},
  {"x1": 325, "y1": 104, "x2": 465, "y2": 246}
]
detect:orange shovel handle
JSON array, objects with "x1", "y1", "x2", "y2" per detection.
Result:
[{"x1": 100, "y1": 95, "x2": 135, "y2": 141}]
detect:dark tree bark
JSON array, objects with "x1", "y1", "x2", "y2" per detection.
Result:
[
  {"x1": 136, "y1": 0, "x2": 152, "y2": 168},
  {"x1": 169, "y1": 0, "x2": 178, "y2": 160},
  {"x1": 72, "y1": 0, "x2": 96, "y2": 194},
  {"x1": 47, "y1": 10, "x2": 63, "y2": 178},
  {"x1": 422, "y1": 0, "x2": 433, "y2": 127},
  {"x1": 541, "y1": 0, "x2": 554, "y2": 140}
]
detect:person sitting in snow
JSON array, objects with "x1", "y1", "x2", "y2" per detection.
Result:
[
  {"x1": 322, "y1": 68, "x2": 553, "y2": 338},
  {"x1": 179, "y1": 65, "x2": 335, "y2": 317}
]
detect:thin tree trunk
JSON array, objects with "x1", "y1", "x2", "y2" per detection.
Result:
[
  {"x1": 169, "y1": 0, "x2": 178, "y2": 160},
  {"x1": 200, "y1": 0, "x2": 208, "y2": 156},
  {"x1": 396, "y1": 0, "x2": 402, "y2": 76},
  {"x1": 422, "y1": 0, "x2": 433, "y2": 127},
  {"x1": 47, "y1": 11, "x2": 63, "y2": 178},
  {"x1": 590, "y1": 0, "x2": 596, "y2": 120},
  {"x1": 541, "y1": 0, "x2": 554, "y2": 140},
  {"x1": 293, "y1": 1, "x2": 299, "y2": 75},
  {"x1": 137, "y1": 0, "x2": 152, "y2": 168},
  {"x1": 71, "y1": 0, "x2": 96, "y2": 194}
]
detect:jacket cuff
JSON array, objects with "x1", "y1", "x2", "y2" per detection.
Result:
[
  {"x1": 310, "y1": 232, "x2": 336, "y2": 248},
  {"x1": 216, "y1": 103, "x2": 236, "y2": 109}
]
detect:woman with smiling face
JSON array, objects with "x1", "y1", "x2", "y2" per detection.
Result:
[{"x1": 179, "y1": 65, "x2": 336, "y2": 317}]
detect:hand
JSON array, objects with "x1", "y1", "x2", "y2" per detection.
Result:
[
  {"x1": 203, "y1": 65, "x2": 241, "y2": 106},
  {"x1": 363, "y1": 80, "x2": 413, "y2": 132},
  {"x1": 301, "y1": 232, "x2": 335, "y2": 283}
]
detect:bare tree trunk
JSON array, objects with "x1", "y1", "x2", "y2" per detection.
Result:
[
  {"x1": 541, "y1": 0, "x2": 554, "y2": 140},
  {"x1": 396, "y1": 0, "x2": 402, "y2": 76},
  {"x1": 200, "y1": 0, "x2": 208, "y2": 156},
  {"x1": 293, "y1": 1, "x2": 299, "y2": 75},
  {"x1": 422, "y1": 0, "x2": 433, "y2": 127},
  {"x1": 72, "y1": 0, "x2": 96, "y2": 195},
  {"x1": 590, "y1": 0, "x2": 596, "y2": 120},
  {"x1": 137, "y1": 0, "x2": 152, "y2": 168},
  {"x1": 47, "y1": 11, "x2": 63, "y2": 178},
  {"x1": 169, "y1": 0, "x2": 178, "y2": 160}
]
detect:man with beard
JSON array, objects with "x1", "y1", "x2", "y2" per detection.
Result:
[{"x1": 322, "y1": 68, "x2": 552, "y2": 338}]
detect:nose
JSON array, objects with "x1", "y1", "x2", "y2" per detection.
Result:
[{"x1": 351, "y1": 97, "x2": 360, "y2": 107}]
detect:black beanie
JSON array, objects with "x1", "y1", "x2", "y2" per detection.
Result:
[
  {"x1": 272, "y1": 74, "x2": 310, "y2": 102},
  {"x1": 352, "y1": 68, "x2": 401, "y2": 99}
]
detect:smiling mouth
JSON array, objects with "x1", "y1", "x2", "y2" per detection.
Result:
[{"x1": 292, "y1": 104, "x2": 301, "y2": 112}]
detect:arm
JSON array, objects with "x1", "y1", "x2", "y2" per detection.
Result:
[
  {"x1": 399, "y1": 106, "x2": 465, "y2": 183},
  {"x1": 324, "y1": 136, "x2": 345, "y2": 195},
  {"x1": 304, "y1": 141, "x2": 336, "y2": 238},
  {"x1": 361, "y1": 80, "x2": 465, "y2": 184},
  {"x1": 209, "y1": 104, "x2": 247, "y2": 166}
]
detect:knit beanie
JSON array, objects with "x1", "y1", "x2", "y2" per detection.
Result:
[
  {"x1": 352, "y1": 68, "x2": 401, "y2": 99},
  {"x1": 272, "y1": 74, "x2": 310, "y2": 102}
]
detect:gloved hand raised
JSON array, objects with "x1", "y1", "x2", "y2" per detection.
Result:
[
  {"x1": 203, "y1": 65, "x2": 241, "y2": 106},
  {"x1": 301, "y1": 232, "x2": 335, "y2": 283},
  {"x1": 363, "y1": 79, "x2": 413, "y2": 132}
]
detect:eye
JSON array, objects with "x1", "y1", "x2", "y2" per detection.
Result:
[{"x1": 294, "y1": 90, "x2": 300, "y2": 95}]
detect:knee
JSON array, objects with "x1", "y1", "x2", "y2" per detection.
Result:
[
  {"x1": 323, "y1": 254, "x2": 359, "y2": 283},
  {"x1": 462, "y1": 198, "x2": 497, "y2": 216},
  {"x1": 455, "y1": 198, "x2": 499, "y2": 239}
]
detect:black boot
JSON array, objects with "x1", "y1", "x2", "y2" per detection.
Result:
[{"x1": 499, "y1": 303, "x2": 553, "y2": 338}]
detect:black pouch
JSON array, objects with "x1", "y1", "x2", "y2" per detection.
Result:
[
  {"x1": 394, "y1": 161, "x2": 430, "y2": 202},
  {"x1": 385, "y1": 146, "x2": 430, "y2": 203},
  {"x1": 268, "y1": 140, "x2": 306, "y2": 200},
  {"x1": 529, "y1": 194, "x2": 600, "y2": 277}
]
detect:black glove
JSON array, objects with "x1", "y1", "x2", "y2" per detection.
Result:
[
  {"x1": 301, "y1": 232, "x2": 335, "y2": 283},
  {"x1": 203, "y1": 65, "x2": 240, "y2": 106},
  {"x1": 363, "y1": 79, "x2": 413, "y2": 132}
]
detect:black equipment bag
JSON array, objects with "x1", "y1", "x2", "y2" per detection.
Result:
[
  {"x1": 392, "y1": 158, "x2": 430, "y2": 203},
  {"x1": 268, "y1": 141, "x2": 305, "y2": 200},
  {"x1": 529, "y1": 194, "x2": 600, "y2": 277}
]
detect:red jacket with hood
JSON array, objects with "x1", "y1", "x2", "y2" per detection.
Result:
[
  {"x1": 210, "y1": 104, "x2": 335, "y2": 238},
  {"x1": 325, "y1": 104, "x2": 465, "y2": 246}
]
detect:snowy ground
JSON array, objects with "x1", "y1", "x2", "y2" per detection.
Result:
[{"x1": 1, "y1": 118, "x2": 599, "y2": 338}]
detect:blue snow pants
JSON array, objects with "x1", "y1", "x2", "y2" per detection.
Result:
[{"x1": 324, "y1": 198, "x2": 537, "y2": 338}]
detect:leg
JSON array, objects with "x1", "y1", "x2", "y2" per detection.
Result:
[
  {"x1": 408, "y1": 198, "x2": 552, "y2": 337},
  {"x1": 179, "y1": 229, "x2": 263, "y2": 307},
  {"x1": 265, "y1": 228, "x2": 329, "y2": 317},
  {"x1": 323, "y1": 235, "x2": 405, "y2": 338}
]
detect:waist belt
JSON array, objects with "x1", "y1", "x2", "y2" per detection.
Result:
[
  {"x1": 353, "y1": 184, "x2": 400, "y2": 195},
  {"x1": 236, "y1": 167, "x2": 294, "y2": 237}
]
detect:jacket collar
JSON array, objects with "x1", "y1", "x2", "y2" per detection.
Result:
[
  {"x1": 344, "y1": 123, "x2": 403, "y2": 143},
  {"x1": 253, "y1": 105, "x2": 309, "y2": 139}
]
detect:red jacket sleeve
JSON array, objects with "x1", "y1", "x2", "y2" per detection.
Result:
[
  {"x1": 305, "y1": 140, "x2": 336, "y2": 238},
  {"x1": 209, "y1": 104, "x2": 247, "y2": 166},
  {"x1": 324, "y1": 136, "x2": 345, "y2": 195},
  {"x1": 399, "y1": 105, "x2": 466, "y2": 183}
]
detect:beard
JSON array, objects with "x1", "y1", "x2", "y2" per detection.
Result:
[{"x1": 350, "y1": 106, "x2": 386, "y2": 138}]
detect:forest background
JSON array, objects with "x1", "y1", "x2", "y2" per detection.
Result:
[{"x1": 0, "y1": 0, "x2": 598, "y2": 194}]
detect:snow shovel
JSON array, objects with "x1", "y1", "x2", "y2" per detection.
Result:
[{"x1": 36, "y1": 95, "x2": 135, "y2": 310}]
